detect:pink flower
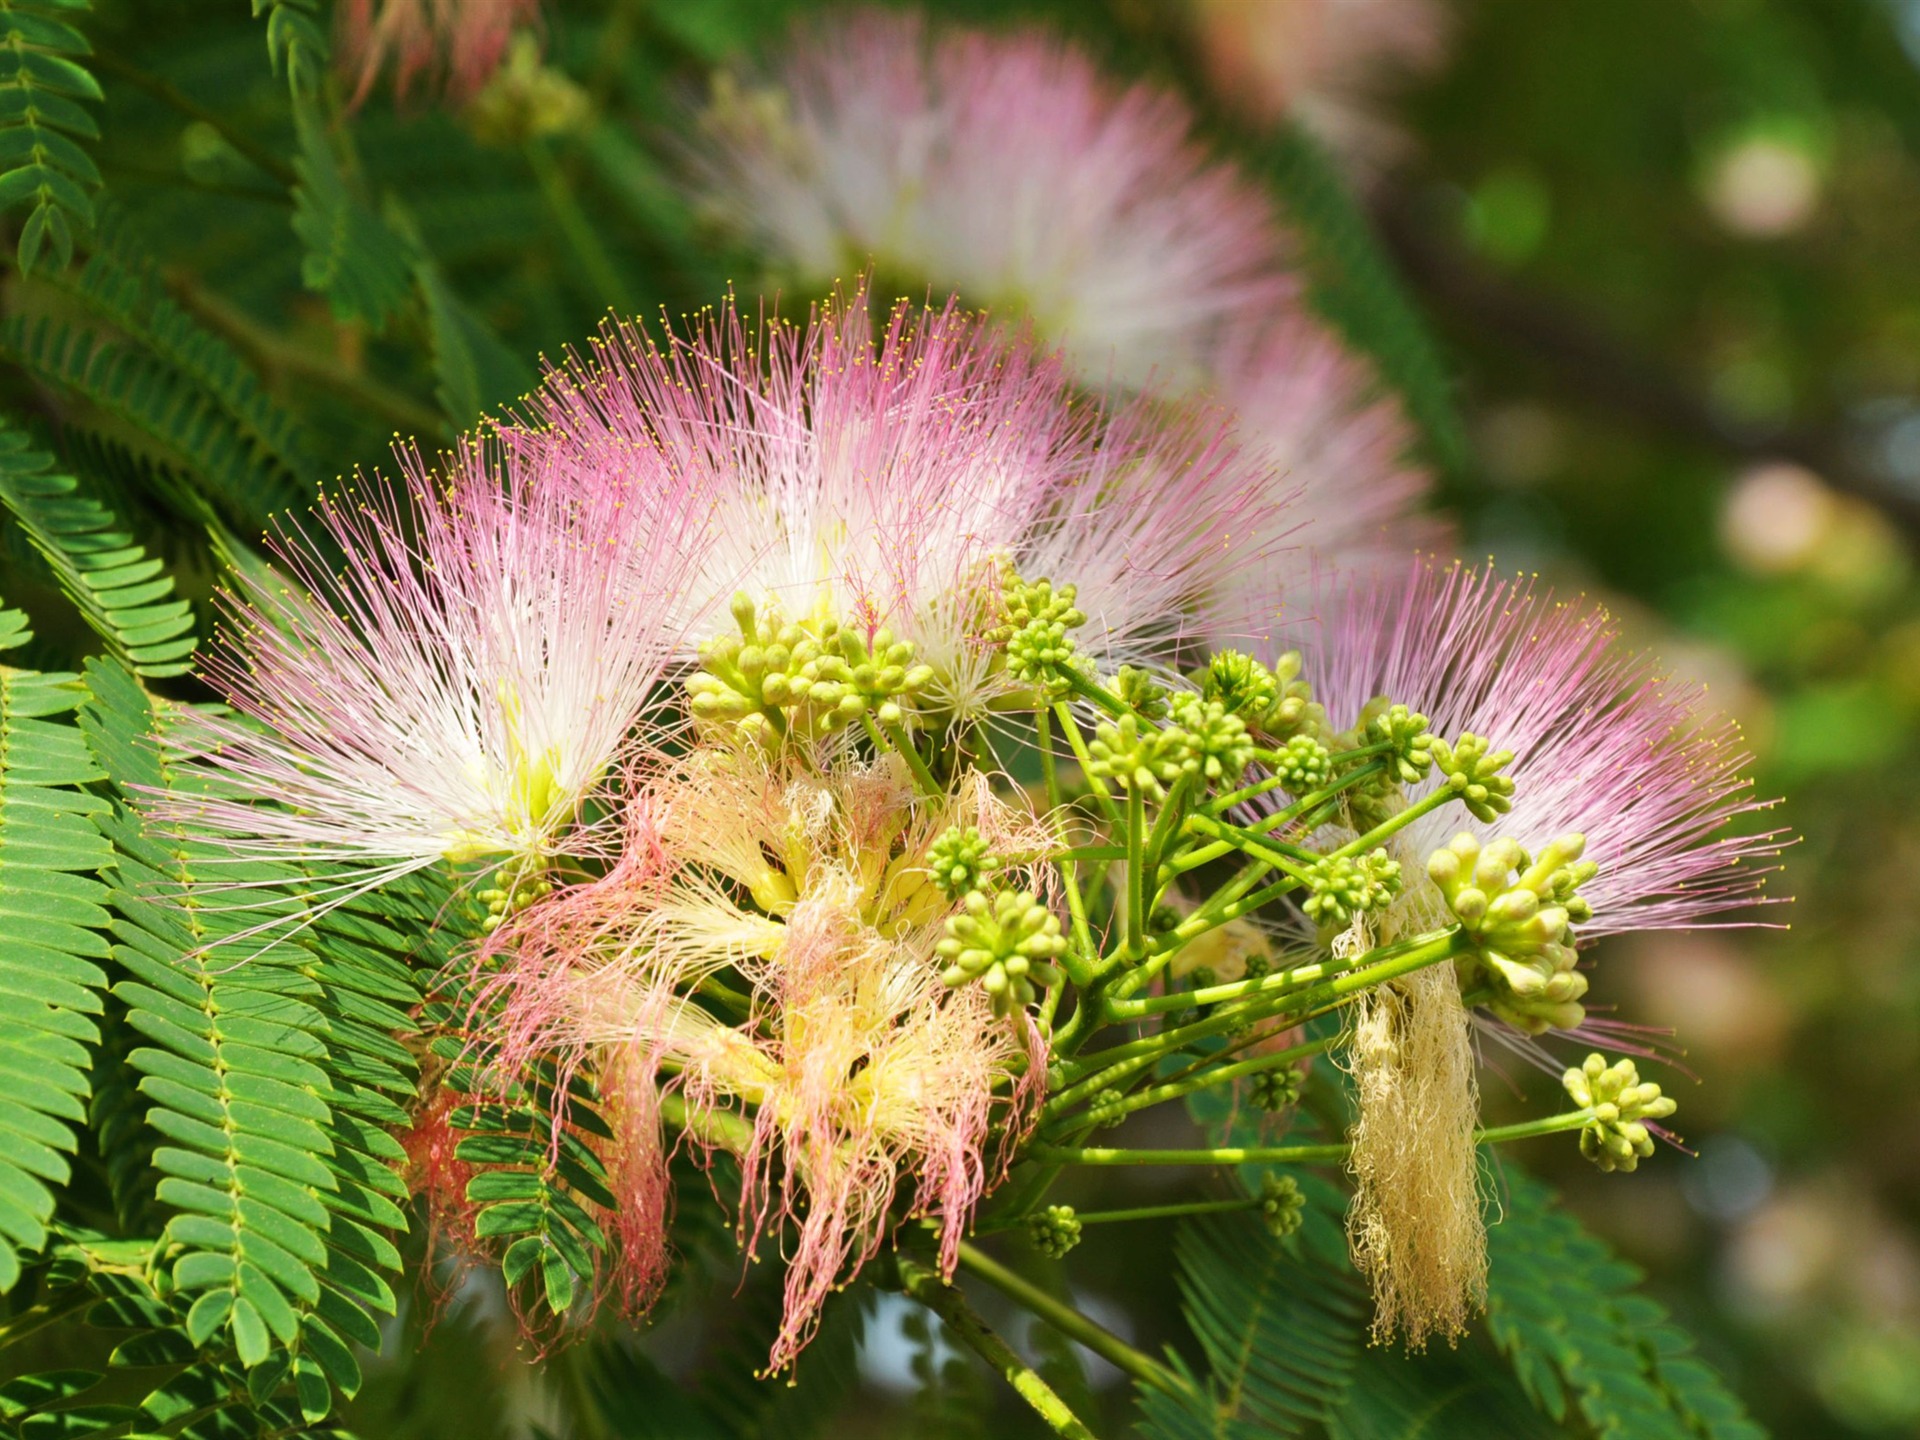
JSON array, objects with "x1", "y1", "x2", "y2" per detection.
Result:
[
  {"x1": 160, "y1": 433, "x2": 709, "y2": 897},
  {"x1": 337, "y1": 0, "x2": 540, "y2": 105},
  {"x1": 1203, "y1": 314, "x2": 1446, "y2": 648},
  {"x1": 695, "y1": 10, "x2": 1296, "y2": 391},
  {"x1": 1191, "y1": 0, "x2": 1451, "y2": 172},
  {"x1": 1301, "y1": 560, "x2": 1784, "y2": 937},
  {"x1": 515, "y1": 289, "x2": 1295, "y2": 711}
]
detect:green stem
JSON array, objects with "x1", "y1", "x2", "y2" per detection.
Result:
[
  {"x1": 1111, "y1": 925, "x2": 1460, "y2": 1022},
  {"x1": 898, "y1": 1256, "x2": 1102, "y2": 1440},
  {"x1": 1047, "y1": 1034, "x2": 1336, "y2": 1132},
  {"x1": 867, "y1": 713, "x2": 941, "y2": 796},
  {"x1": 1065, "y1": 668, "x2": 1129, "y2": 720},
  {"x1": 1125, "y1": 786, "x2": 1146, "y2": 958},
  {"x1": 955, "y1": 1242, "x2": 1187, "y2": 1397},
  {"x1": 1034, "y1": 1141, "x2": 1350, "y2": 1166},
  {"x1": 1068, "y1": 1197, "x2": 1259, "y2": 1226},
  {"x1": 1183, "y1": 813, "x2": 1315, "y2": 883},
  {"x1": 1054, "y1": 701, "x2": 1118, "y2": 821},
  {"x1": 1477, "y1": 1109, "x2": 1594, "y2": 1145},
  {"x1": 525, "y1": 138, "x2": 635, "y2": 315},
  {"x1": 1037, "y1": 709, "x2": 1099, "y2": 975}
]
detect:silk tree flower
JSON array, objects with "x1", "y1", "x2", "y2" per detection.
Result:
[
  {"x1": 482, "y1": 750, "x2": 1050, "y2": 1368},
  {"x1": 693, "y1": 9, "x2": 1296, "y2": 392},
  {"x1": 1189, "y1": 0, "x2": 1450, "y2": 173},
  {"x1": 1300, "y1": 559, "x2": 1782, "y2": 961},
  {"x1": 338, "y1": 0, "x2": 540, "y2": 105},
  {"x1": 158, "y1": 434, "x2": 710, "y2": 904},
  {"x1": 513, "y1": 289, "x2": 1292, "y2": 715},
  {"x1": 1202, "y1": 314, "x2": 1445, "y2": 647}
]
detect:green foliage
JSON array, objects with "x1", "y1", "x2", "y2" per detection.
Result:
[
  {"x1": 1485, "y1": 1167, "x2": 1764, "y2": 1440},
  {"x1": 250, "y1": 0, "x2": 327, "y2": 96},
  {"x1": 0, "y1": 0, "x2": 100, "y2": 274},
  {"x1": 0, "y1": 608, "x2": 109, "y2": 1294},
  {"x1": 1137, "y1": 1205, "x2": 1368, "y2": 1439},
  {"x1": 291, "y1": 93, "x2": 416, "y2": 330},
  {"x1": 1324, "y1": 1341, "x2": 1557, "y2": 1440},
  {"x1": 0, "y1": 416, "x2": 198, "y2": 676},
  {"x1": 74, "y1": 657, "x2": 420, "y2": 1417}
]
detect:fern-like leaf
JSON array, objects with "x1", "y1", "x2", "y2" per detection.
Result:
[
  {"x1": 0, "y1": 310, "x2": 309, "y2": 537},
  {"x1": 0, "y1": 418, "x2": 198, "y2": 676},
  {"x1": 291, "y1": 91, "x2": 415, "y2": 330},
  {"x1": 77, "y1": 658, "x2": 415, "y2": 1398},
  {"x1": 0, "y1": 0, "x2": 100, "y2": 274},
  {"x1": 0, "y1": 606, "x2": 111, "y2": 1294},
  {"x1": 1485, "y1": 1166, "x2": 1766, "y2": 1440}
]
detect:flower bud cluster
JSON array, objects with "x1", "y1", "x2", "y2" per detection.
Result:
[
  {"x1": 1272, "y1": 734, "x2": 1332, "y2": 794},
  {"x1": 1260, "y1": 1174, "x2": 1305, "y2": 1239},
  {"x1": 689, "y1": 592, "x2": 934, "y2": 741},
  {"x1": 1248, "y1": 1063, "x2": 1305, "y2": 1112},
  {"x1": 1427, "y1": 732, "x2": 1516, "y2": 823},
  {"x1": 1301, "y1": 848, "x2": 1401, "y2": 929},
  {"x1": 1168, "y1": 692, "x2": 1255, "y2": 786},
  {"x1": 989, "y1": 569, "x2": 1088, "y2": 700},
  {"x1": 937, "y1": 886, "x2": 1067, "y2": 1016},
  {"x1": 1563, "y1": 1053, "x2": 1677, "y2": 1173},
  {"x1": 1113, "y1": 666, "x2": 1170, "y2": 722},
  {"x1": 1429, "y1": 832, "x2": 1596, "y2": 1034},
  {"x1": 476, "y1": 861, "x2": 552, "y2": 933},
  {"x1": 1029, "y1": 1204, "x2": 1082, "y2": 1258},
  {"x1": 925, "y1": 825, "x2": 998, "y2": 900},
  {"x1": 1086, "y1": 714, "x2": 1194, "y2": 801},
  {"x1": 1200, "y1": 648, "x2": 1325, "y2": 741},
  {"x1": 1365, "y1": 702, "x2": 1435, "y2": 785}
]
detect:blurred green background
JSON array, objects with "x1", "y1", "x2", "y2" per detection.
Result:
[{"x1": 1387, "y1": 4, "x2": 1920, "y2": 1436}]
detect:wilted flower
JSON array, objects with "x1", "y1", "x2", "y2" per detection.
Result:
[
  {"x1": 483, "y1": 750, "x2": 1052, "y2": 1368},
  {"x1": 338, "y1": 0, "x2": 541, "y2": 105},
  {"x1": 160, "y1": 435, "x2": 707, "y2": 903},
  {"x1": 694, "y1": 9, "x2": 1294, "y2": 391}
]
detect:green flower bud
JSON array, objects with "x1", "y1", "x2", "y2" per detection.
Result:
[
  {"x1": 1260, "y1": 1175, "x2": 1306, "y2": 1239},
  {"x1": 1085, "y1": 714, "x2": 1194, "y2": 801},
  {"x1": 1113, "y1": 666, "x2": 1171, "y2": 722},
  {"x1": 1169, "y1": 692, "x2": 1256, "y2": 788},
  {"x1": 1088, "y1": 1088, "x2": 1127, "y2": 1128},
  {"x1": 1367, "y1": 702, "x2": 1435, "y2": 784},
  {"x1": 1563, "y1": 1053, "x2": 1677, "y2": 1173},
  {"x1": 1199, "y1": 649, "x2": 1279, "y2": 724},
  {"x1": 1248, "y1": 1064, "x2": 1305, "y2": 1112},
  {"x1": 1428, "y1": 732, "x2": 1516, "y2": 822},
  {"x1": 1028, "y1": 1204, "x2": 1082, "y2": 1258},
  {"x1": 1301, "y1": 848, "x2": 1402, "y2": 929},
  {"x1": 1430, "y1": 831, "x2": 1595, "y2": 1035},
  {"x1": 990, "y1": 567, "x2": 1088, "y2": 700},
  {"x1": 936, "y1": 887, "x2": 1068, "y2": 1016},
  {"x1": 1273, "y1": 734, "x2": 1333, "y2": 794},
  {"x1": 925, "y1": 826, "x2": 997, "y2": 900}
]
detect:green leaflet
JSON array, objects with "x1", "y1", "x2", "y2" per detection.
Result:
[
  {"x1": 0, "y1": 0, "x2": 101, "y2": 274},
  {"x1": 290, "y1": 89, "x2": 415, "y2": 330},
  {"x1": 1485, "y1": 1166, "x2": 1766, "y2": 1440},
  {"x1": 0, "y1": 607, "x2": 110, "y2": 1294},
  {"x1": 0, "y1": 415, "x2": 198, "y2": 677},
  {"x1": 76, "y1": 657, "x2": 423, "y2": 1412}
]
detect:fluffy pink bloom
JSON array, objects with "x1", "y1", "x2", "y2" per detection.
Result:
[
  {"x1": 1191, "y1": 0, "x2": 1450, "y2": 171},
  {"x1": 1296, "y1": 560, "x2": 1784, "y2": 935},
  {"x1": 695, "y1": 10, "x2": 1297, "y2": 391},
  {"x1": 481, "y1": 753, "x2": 1048, "y2": 1368},
  {"x1": 513, "y1": 289, "x2": 1294, "y2": 710},
  {"x1": 160, "y1": 434, "x2": 710, "y2": 897},
  {"x1": 1203, "y1": 314, "x2": 1444, "y2": 647},
  {"x1": 338, "y1": 0, "x2": 539, "y2": 104}
]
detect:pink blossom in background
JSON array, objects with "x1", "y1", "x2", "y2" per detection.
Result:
[
  {"x1": 338, "y1": 0, "x2": 540, "y2": 105},
  {"x1": 696, "y1": 9, "x2": 1297, "y2": 391},
  {"x1": 1202, "y1": 313, "x2": 1446, "y2": 649},
  {"x1": 1296, "y1": 559, "x2": 1785, "y2": 936},
  {"x1": 1191, "y1": 0, "x2": 1450, "y2": 172}
]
